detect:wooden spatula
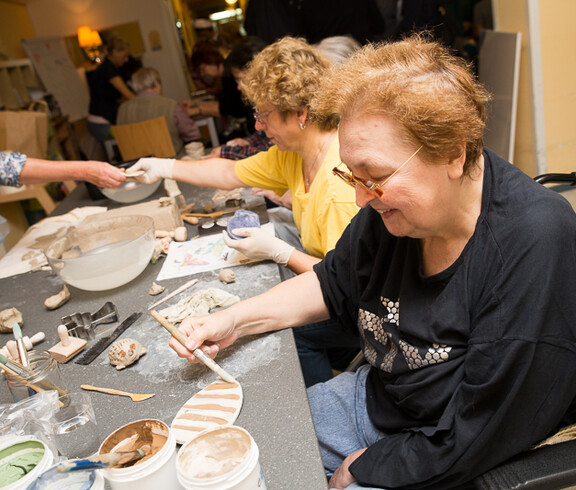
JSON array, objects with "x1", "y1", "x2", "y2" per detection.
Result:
[{"x1": 81, "y1": 384, "x2": 155, "y2": 402}]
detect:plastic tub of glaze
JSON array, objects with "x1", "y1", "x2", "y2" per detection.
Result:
[
  {"x1": 176, "y1": 426, "x2": 265, "y2": 489},
  {"x1": 28, "y1": 463, "x2": 104, "y2": 489},
  {"x1": 0, "y1": 436, "x2": 54, "y2": 490},
  {"x1": 98, "y1": 419, "x2": 182, "y2": 490}
]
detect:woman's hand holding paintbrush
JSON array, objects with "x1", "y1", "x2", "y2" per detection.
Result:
[{"x1": 150, "y1": 310, "x2": 237, "y2": 383}]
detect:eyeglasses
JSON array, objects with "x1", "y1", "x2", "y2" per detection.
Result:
[
  {"x1": 332, "y1": 146, "x2": 423, "y2": 198},
  {"x1": 253, "y1": 108, "x2": 276, "y2": 124}
]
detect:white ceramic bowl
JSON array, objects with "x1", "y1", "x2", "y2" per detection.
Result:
[
  {"x1": 44, "y1": 215, "x2": 155, "y2": 291},
  {"x1": 99, "y1": 179, "x2": 162, "y2": 204}
]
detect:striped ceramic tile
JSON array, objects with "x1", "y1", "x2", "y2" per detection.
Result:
[{"x1": 171, "y1": 379, "x2": 243, "y2": 444}]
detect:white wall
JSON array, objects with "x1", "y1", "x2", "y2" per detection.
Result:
[{"x1": 25, "y1": 0, "x2": 189, "y2": 103}]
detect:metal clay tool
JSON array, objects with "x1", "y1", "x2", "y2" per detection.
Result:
[
  {"x1": 61, "y1": 301, "x2": 118, "y2": 339},
  {"x1": 75, "y1": 312, "x2": 142, "y2": 365},
  {"x1": 150, "y1": 310, "x2": 236, "y2": 383}
]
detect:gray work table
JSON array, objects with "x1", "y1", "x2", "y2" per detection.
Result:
[{"x1": 0, "y1": 182, "x2": 328, "y2": 490}]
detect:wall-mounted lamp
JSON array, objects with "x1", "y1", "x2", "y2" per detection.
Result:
[{"x1": 77, "y1": 26, "x2": 103, "y2": 64}]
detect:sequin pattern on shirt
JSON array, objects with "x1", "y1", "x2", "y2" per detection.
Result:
[
  {"x1": 0, "y1": 152, "x2": 27, "y2": 187},
  {"x1": 359, "y1": 297, "x2": 452, "y2": 373}
]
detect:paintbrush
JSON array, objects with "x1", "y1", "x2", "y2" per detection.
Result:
[
  {"x1": 56, "y1": 449, "x2": 145, "y2": 473},
  {"x1": 150, "y1": 310, "x2": 237, "y2": 383},
  {"x1": 13, "y1": 322, "x2": 29, "y2": 367},
  {"x1": 0, "y1": 352, "x2": 68, "y2": 397}
]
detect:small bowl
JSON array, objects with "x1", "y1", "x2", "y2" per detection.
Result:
[
  {"x1": 44, "y1": 215, "x2": 155, "y2": 291},
  {"x1": 99, "y1": 179, "x2": 162, "y2": 204}
]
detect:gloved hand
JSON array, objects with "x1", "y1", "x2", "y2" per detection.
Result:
[
  {"x1": 222, "y1": 228, "x2": 295, "y2": 265},
  {"x1": 126, "y1": 157, "x2": 175, "y2": 184}
]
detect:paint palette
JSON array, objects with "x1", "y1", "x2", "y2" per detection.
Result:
[{"x1": 171, "y1": 380, "x2": 243, "y2": 444}]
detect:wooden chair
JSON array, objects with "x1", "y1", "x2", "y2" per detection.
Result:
[
  {"x1": 0, "y1": 183, "x2": 56, "y2": 214},
  {"x1": 111, "y1": 116, "x2": 176, "y2": 162}
]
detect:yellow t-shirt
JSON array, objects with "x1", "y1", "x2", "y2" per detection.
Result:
[{"x1": 234, "y1": 135, "x2": 358, "y2": 258}]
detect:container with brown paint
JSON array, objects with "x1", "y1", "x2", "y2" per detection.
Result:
[{"x1": 98, "y1": 419, "x2": 182, "y2": 490}]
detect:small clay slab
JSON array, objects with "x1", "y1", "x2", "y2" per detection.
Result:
[{"x1": 171, "y1": 379, "x2": 243, "y2": 444}]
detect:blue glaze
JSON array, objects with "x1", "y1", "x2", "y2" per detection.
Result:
[{"x1": 226, "y1": 210, "x2": 261, "y2": 239}]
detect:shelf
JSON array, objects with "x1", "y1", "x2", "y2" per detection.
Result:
[{"x1": 0, "y1": 59, "x2": 42, "y2": 110}]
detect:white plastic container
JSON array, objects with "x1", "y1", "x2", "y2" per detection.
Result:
[
  {"x1": 29, "y1": 464, "x2": 105, "y2": 489},
  {"x1": 176, "y1": 426, "x2": 265, "y2": 490},
  {"x1": 98, "y1": 419, "x2": 182, "y2": 490},
  {"x1": 0, "y1": 435, "x2": 54, "y2": 489}
]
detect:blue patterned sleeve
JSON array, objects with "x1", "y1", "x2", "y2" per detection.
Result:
[{"x1": 0, "y1": 152, "x2": 27, "y2": 187}]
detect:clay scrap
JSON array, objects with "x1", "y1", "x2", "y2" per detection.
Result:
[
  {"x1": 218, "y1": 269, "x2": 236, "y2": 284},
  {"x1": 149, "y1": 282, "x2": 166, "y2": 296},
  {"x1": 44, "y1": 285, "x2": 71, "y2": 310},
  {"x1": 159, "y1": 287, "x2": 240, "y2": 323},
  {"x1": 0, "y1": 308, "x2": 23, "y2": 333}
]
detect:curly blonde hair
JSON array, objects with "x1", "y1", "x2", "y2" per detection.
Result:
[
  {"x1": 241, "y1": 37, "x2": 339, "y2": 131},
  {"x1": 312, "y1": 34, "x2": 492, "y2": 175}
]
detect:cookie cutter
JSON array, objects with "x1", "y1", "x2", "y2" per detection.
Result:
[{"x1": 61, "y1": 301, "x2": 118, "y2": 340}]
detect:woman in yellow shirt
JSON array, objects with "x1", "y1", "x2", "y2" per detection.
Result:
[
  {"x1": 130, "y1": 37, "x2": 358, "y2": 273},
  {"x1": 130, "y1": 37, "x2": 360, "y2": 386}
]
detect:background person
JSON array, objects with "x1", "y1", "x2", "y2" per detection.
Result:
[
  {"x1": 87, "y1": 36, "x2": 135, "y2": 145},
  {"x1": 167, "y1": 34, "x2": 576, "y2": 489},
  {"x1": 117, "y1": 68, "x2": 201, "y2": 157},
  {"x1": 213, "y1": 36, "x2": 272, "y2": 160}
]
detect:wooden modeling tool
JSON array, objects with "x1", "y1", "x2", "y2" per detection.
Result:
[
  {"x1": 20, "y1": 332, "x2": 45, "y2": 350},
  {"x1": 182, "y1": 215, "x2": 199, "y2": 225},
  {"x1": 4, "y1": 340, "x2": 18, "y2": 360},
  {"x1": 57, "y1": 449, "x2": 145, "y2": 472},
  {"x1": 182, "y1": 206, "x2": 240, "y2": 220},
  {"x1": 147, "y1": 278, "x2": 198, "y2": 310},
  {"x1": 13, "y1": 323, "x2": 29, "y2": 367},
  {"x1": 81, "y1": 384, "x2": 155, "y2": 402},
  {"x1": 155, "y1": 226, "x2": 187, "y2": 241},
  {"x1": 2, "y1": 332, "x2": 46, "y2": 360},
  {"x1": 150, "y1": 310, "x2": 237, "y2": 383},
  {"x1": 48, "y1": 325, "x2": 87, "y2": 363}
]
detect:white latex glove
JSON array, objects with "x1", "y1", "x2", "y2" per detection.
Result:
[
  {"x1": 222, "y1": 228, "x2": 295, "y2": 265},
  {"x1": 126, "y1": 157, "x2": 175, "y2": 184}
]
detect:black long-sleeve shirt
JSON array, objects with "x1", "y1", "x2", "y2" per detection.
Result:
[{"x1": 315, "y1": 148, "x2": 576, "y2": 488}]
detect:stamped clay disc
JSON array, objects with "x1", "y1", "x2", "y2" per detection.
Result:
[{"x1": 171, "y1": 379, "x2": 243, "y2": 444}]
